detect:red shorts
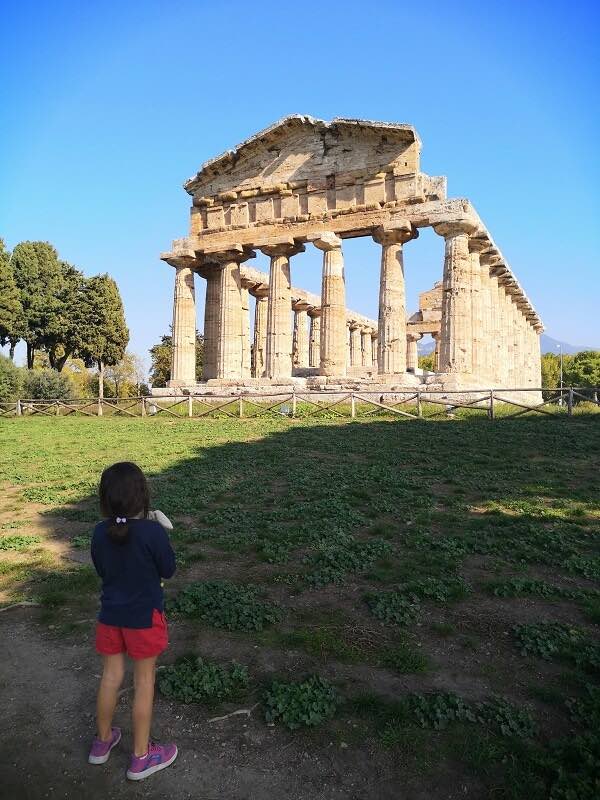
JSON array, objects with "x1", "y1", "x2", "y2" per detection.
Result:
[{"x1": 95, "y1": 609, "x2": 168, "y2": 660}]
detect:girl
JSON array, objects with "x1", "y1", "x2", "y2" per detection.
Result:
[{"x1": 88, "y1": 461, "x2": 178, "y2": 781}]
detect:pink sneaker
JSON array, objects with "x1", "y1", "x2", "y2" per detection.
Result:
[
  {"x1": 88, "y1": 727, "x2": 121, "y2": 764},
  {"x1": 126, "y1": 741, "x2": 178, "y2": 780}
]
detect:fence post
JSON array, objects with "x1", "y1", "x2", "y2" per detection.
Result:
[
  {"x1": 188, "y1": 395, "x2": 193, "y2": 418},
  {"x1": 351, "y1": 393, "x2": 356, "y2": 418},
  {"x1": 55, "y1": 401, "x2": 60, "y2": 416},
  {"x1": 567, "y1": 388, "x2": 573, "y2": 417},
  {"x1": 141, "y1": 397, "x2": 146, "y2": 417},
  {"x1": 238, "y1": 394, "x2": 243, "y2": 418},
  {"x1": 16, "y1": 399, "x2": 22, "y2": 417},
  {"x1": 291, "y1": 389, "x2": 297, "y2": 418},
  {"x1": 98, "y1": 398, "x2": 103, "y2": 417},
  {"x1": 416, "y1": 391, "x2": 422, "y2": 418},
  {"x1": 489, "y1": 390, "x2": 495, "y2": 420}
]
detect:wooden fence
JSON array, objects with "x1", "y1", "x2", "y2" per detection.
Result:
[{"x1": 0, "y1": 387, "x2": 598, "y2": 421}]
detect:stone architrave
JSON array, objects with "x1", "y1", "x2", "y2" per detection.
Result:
[
  {"x1": 292, "y1": 303, "x2": 310, "y2": 368},
  {"x1": 361, "y1": 328, "x2": 373, "y2": 368},
  {"x1": 240, "y1": 284, "x2": 251, "y2": 379},
  {"x1": 262, "y1": 240, "x2": 304, "y2": 380},
  {"x1": 170, "y1": 265, "x2": 196, "y2": 385},
  {"x1": 202, "y1": 265, "x2": 220, "y2": 380},
  {"x1": 349, "y1": 323, "x2": 362, "y2": 367},
  {"x1": 212, "y1": 247, "x2": 255, "y2": 380},
  {"x1": 308, "y1": 311, "x2": 321, "y2": 368},
  {"x1": 406, "y1": 333, "x2": 421, "y2": 372},
  {"x1": 252, "y1": 289, "x2": 268, "y2": 378},
  {"x1": 434, "y1": 219, "x2": 478, "y2": 374},
  {"x1": 373, "y1": 220, "x2": 417, "y2": 375},
  {"x1": 313, "y1": 233, "x2": 346, "y2": 376}
]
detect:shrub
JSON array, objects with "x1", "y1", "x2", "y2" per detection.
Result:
[
  {"x1": 170, "y1": 580, "x2": 282, "y2": 631},
  {"x1": 23, "y1": 369, "x2": 72, "y2": 400},
  {"x1": 0, "y1": 354, "x2": 23, "y2": 402},
  {"x1": 264, "y1": 675, "x2": 341, "y2": 729},
  {"x1": 158, "y1": 655, "x2": 249, "y2": 706}
]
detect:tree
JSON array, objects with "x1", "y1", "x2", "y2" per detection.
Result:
[
  {"x1": 418, "y1": 353, "x2": 435, "y2": 372},
  {"x1": 0, "y1": 240, "x2": 25, "y2": 360},
  {"x1": 76, "y1": 274, "x2": 129, "y2": 398},
  {"x1": 149, "y1": 332, "x2": 204, "y2": 387},
  {"x1": 105, "y1": 352, "x2": 146, "y2": 397},
  {"x1": 564, "y1": 351, "x2": 600, "y2": 402},
  {"x1": 23, "y1": 369, "x2": 72, "y2": 400},
  {"x1": 10, "y1": 241, "x2": 65, "y2": 368},
  {"x1": 0, "y1": 354, "x2": 23, "y2": 402},
  {"x1": 541, "y1": 353, "x2": 561, "y2": 389},
  {"x1": 46, "y1": 261, "x2": 86, "y2": 372}
]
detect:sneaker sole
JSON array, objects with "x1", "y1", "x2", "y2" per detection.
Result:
[
  {"x1": 88, "y1": 730, "x2": 122, "y2": 764},
  {"x1": 126, "y1": 747, "x2": 178, "y2": 780}
]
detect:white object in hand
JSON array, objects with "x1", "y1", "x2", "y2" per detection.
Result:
[{"x1": 148, "y1": 509, "x2": 173, "y2": 531}]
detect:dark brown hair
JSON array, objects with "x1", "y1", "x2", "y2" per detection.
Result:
[{"x1": 99, "y1": 462, "x2": 149, "y2": 544}]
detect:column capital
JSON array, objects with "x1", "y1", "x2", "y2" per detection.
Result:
[
  {"x1": 406, "y1": 331, "x2": 423, "y2": 342},
  {"x1": 468, "y1": 236, "x2": 489, "y2": 254},
  {"x1": 307, "y1": 306, "x2": 322, "y2": 318},
  {"x1": 310, "y1": 231, "x2": 342, "y2": 251},
  {"x1": 292, "y1": 300, "x2": 311, "y2": 312},
  {"x1": 260, "y1": 238, "x2": 305, "y2": 258},
  {"x1": 372, "y1": 219, "x2": 418, "y2": 246},
  {"x1": 198, "y1": 244, "x2": 256, "y2": 267},
  {"x1": 433, "y1": 218, "x2": 478, "y2": 239},
  {"x1": 480, "y1": 251, "x2": 503, "y2": 267}
]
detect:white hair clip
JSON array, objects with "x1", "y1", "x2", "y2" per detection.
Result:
[{"x1": 115, "y1": 517, "x2": 127, "y2": 524}]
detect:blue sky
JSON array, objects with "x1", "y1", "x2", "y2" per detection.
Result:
[{"x1": 1, "y1": 0, "x2": 599, "y2": 367}]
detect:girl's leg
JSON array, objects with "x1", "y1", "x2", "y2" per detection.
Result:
[
  {"x1": 96, "y1": 653, "x2": 125, "y2": 740},
  {"x1": 132, "y1": 656, "x2": 157, "y2": 757}
]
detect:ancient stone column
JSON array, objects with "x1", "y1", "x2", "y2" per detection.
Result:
[
  {"x1": 240, "y1": 284, "x2": 251, "y2": 379},
  {"x1": 202, "y1": 265, "x2": 220, "y2": 381},
  {"x1": 313, "y1": 233, "x2": 346, "y2": 377},
  {"x1": 349, "y1": 322, "x2": 362, "y2": 367},
  {"x1": 469, "y1": 239, "x2": 487, "y2": 381},
  {"x1": 502, "y1": 285, "x2": 515, "y2": 387},
  {"x1": 373, "y1": 220, "x2": 417, "y2": 376},
  {"x1": 361, "y1": 328, "x2": 373, "y2": 368},
  {"x1": 432, "y1": 333, "x2": 441, "y2": 371},
  {"x1": 434, "y1": 219, "x2": 478, "y2": 374},
  {"x1": 487, "y1": 272, "x2": 501, "y2": 384},
  {"x1": 252, "y1": 289, "x2": 268, "y2": 378},
  {"x1": 494, "y1": 279, "x2": 507, "y2": 386},
  {"x1": 170, "y1": 264, "x2": 196, "y2": 386},
  {"x1": 308, "y1": 311, "x2": 321, "y2": 368},
  {"x1": 214, "y1": 247, "x2": 255, "y2": 380},
  {"x1": 262, "y1": 240, "x2": 304, "y2": 380},
  {"x1": 371, "y1": 333, "x2": 378, "y2": 369},
  {"x1": 292, "y1": 303, "x2": 310, "y2": 369},
  {"x1": 406, "y1": 333, "x2": 420, "y2": 372}
]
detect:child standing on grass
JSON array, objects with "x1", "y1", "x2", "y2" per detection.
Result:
[{"x1": 88, "y1": 461, "x2": 178, "y2": 781}]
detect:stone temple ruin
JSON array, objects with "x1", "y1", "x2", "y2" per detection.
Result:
[{"x1": 160, "y1": 115, "x2": 543, "y2": 398}]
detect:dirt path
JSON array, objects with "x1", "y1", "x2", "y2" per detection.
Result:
[{"x1": 0, "y1": 612, "x2": 481, "y2": 800}]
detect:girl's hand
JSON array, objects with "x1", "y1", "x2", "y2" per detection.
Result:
[{"x1": 148, "y1": 509, "x2": 174, "y2": 531}]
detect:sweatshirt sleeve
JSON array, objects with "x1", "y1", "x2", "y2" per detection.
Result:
[
  {"x1": 90, "y1": 528, "x2": 104, "y2": 578},
  {"x1": 151, "y1": 524, "x2": 177, "y2": 579}
]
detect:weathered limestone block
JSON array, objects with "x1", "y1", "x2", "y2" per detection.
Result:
[
  {"x1": 361, "y1": 328, "x2": 373, "y2": 368},
  {"x1": 434, "y1": 219, "x2": 478, "y2": 374},
  {"x1": 212, "y1": 247, "x2": 255, "y2": 380},
  {"x1": 262, "y1": 240, "x2": 304, "y2": 379},
  {"x1": 313, "y1": 233, "x2": 346, "y2": 377},
  {"x1": 373, "y1": 219, "x2": 418, "y2": 375},
  {"x1": 241, "y1": 284, "x2": 251, "y2": 379},
  {"x1": 468, "y1": 238, "x2": 487, "y2": 379},
  {"x1": 170, "y1": 265, "x2": 196, "y2": 386}
]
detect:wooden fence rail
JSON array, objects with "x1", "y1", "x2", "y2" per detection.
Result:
[{"x1": 1, "y1": 387, "x2": 599, "y2": 421}]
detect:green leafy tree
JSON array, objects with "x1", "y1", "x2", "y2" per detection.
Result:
[
  {"x1": 76, "y1": 275, "x2": 129, "y2": 398},
  {"x1": 23, "y1": 368, "x2": 72, "y2": 400},
  {"x1": 105, "y1": 352, "x2": 146, "y2": 397},
  {"x1": 418, "y1": 353, "x2": 435, "y2": 372},
  {"x1": 10, "y1": 241, "x2": 65, "y2": 368},
  {"x1": 0, "y1": 354, "x2": 24, "y2": 402},
  {"x1": 0, "y1": 240, "x2": 25, "y2": 360},
  {"x1": 541, "y1": 353, "x2": 561, "y2": 389},
  {"x1": 46, "y1": 262, "x2": 86, "y2": 372},
  {"x1": 564, "y1": 351, "x2": 600, "y2": 402},
  {"x1": 149, "y1": 332, "x2": 204, "y2": 387}
]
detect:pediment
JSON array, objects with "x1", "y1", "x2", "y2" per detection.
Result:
[{"x1": 185, "y1": 115, "x2": 421, "y2": 199}]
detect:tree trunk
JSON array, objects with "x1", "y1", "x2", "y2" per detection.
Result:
[
  {"x1": 56, "y1": 352, "x2": 69, "y2": 372},
  {"x1": 8, "y1": 339, "x2": 17, "y2": 361},
  {"x1": 26, "y1": 343, "x2": 34, "y2": 369},
  {"x1": 98, "y1": 360, "x2": 104, "y2": 399}
]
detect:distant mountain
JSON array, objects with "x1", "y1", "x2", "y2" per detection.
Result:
[{"x1": 416, "y1": 333, "x2": 597, "y2": 357}]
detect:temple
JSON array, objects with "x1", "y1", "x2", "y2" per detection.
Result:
[{"x1": 159, "y1": 115, "x2": 543, "y2": 397}]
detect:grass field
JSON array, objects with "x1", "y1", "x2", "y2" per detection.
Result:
[{"x1": 1, "y1": 414, "x2": 599, "y2": 799}]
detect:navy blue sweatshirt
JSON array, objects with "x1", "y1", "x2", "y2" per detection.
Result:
[{"x1": 91, "y1": 518, "x2": 176, "y2": 629}]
